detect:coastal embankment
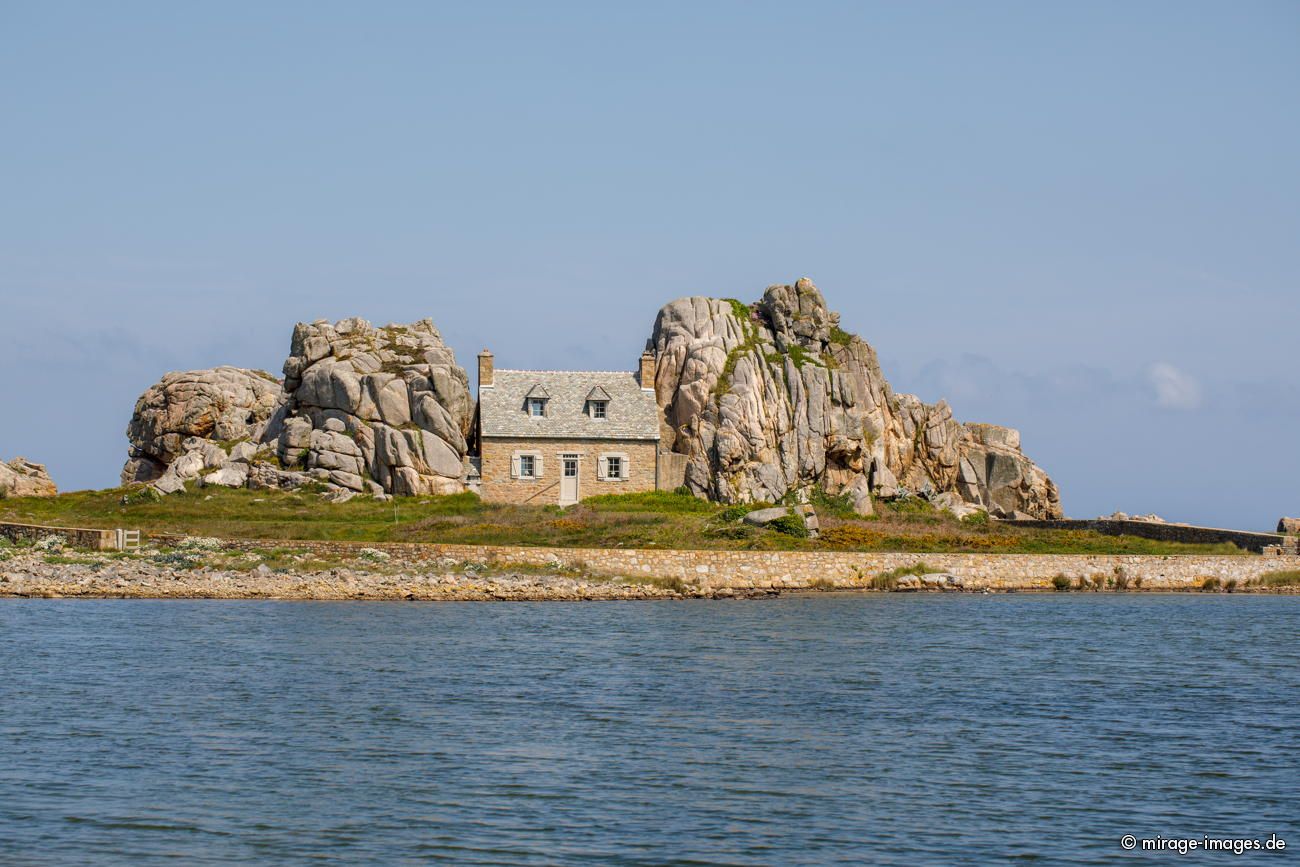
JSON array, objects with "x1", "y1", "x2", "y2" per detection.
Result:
[{"x1": 2, "y1": 523, "x2": 1296, "y2": 599}]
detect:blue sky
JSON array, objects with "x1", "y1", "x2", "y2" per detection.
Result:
[{"x1": 2, "y1": 1, "x2": 1296, "y2": 529}]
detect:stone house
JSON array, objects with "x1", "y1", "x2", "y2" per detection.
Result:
[{"x1": 471, "y1": 349, "x2": 663, "y2": 505}]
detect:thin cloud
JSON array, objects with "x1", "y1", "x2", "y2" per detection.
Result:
[{"x1": 1147, "y1": 362, "x2": 1203, "y2": 411}]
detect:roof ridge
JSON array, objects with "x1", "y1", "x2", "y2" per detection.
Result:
[{"x1": 496, "y1": 368, "x2": 635, "y2": 374}]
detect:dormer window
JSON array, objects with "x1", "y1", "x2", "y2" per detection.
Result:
[
  {"x1": 524, "y1": 383, "x2": 551, "y2": 418},
  {"x1": 585, "y1": 385, "x2": 612, "y2": 419}
]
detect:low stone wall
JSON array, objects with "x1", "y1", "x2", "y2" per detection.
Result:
[
  {"x1": 0, "y1": 521, "x2": 118, "y2": 551},
  {"x1": 149, "y1": 534, "x2": 1286, "y2": 591},
  {"x1": 1003, "y1": 518, "x2": 1287, "y2": 553}
]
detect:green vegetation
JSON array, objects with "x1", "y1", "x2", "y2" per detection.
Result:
[
  {"x1": 871, "y1": 562, "x2": 932, "y2": 589},
  {"x1": 1051, "y1": 574, "x2": 1072, "y2": 591},
  {"x1": 715, "y1": 345, "x2": 750, "y2": 397},
  {"x1": 724, "y1": 298, "x2": 752, "y2": 323},
  {"x1": 714, "y1": 300, "x2": 764, "y2": 397},
  {"x1": 0, "y1": 487, "x2": 1253, "y2": 555},
  {"x1": 804, "y1": 486, "x2": 858, "y2": 520},
  {"x1": 1257, "y1": 570, "x2": 1300, "y2": 588},
  {"x1": 829, "y1": 326, "x2": 853, "y2": 346},
  {"x1": 767, "y1": 513, "x2": 809, "y2": 538},
  {"x1": 785, "y1": 344, "x2": 822, "y2": 370},
  {"x1": 583, "y1": 489, "x2": 716, "y2": 514},
  {"x1": 716, "y1": 503, "x2": 749, "y2": 522}
]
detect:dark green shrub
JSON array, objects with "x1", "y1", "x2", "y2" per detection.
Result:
[
  {"x1": 768, "y1": 514, "x2": 809, "y2": 538},
  {"x1": 808, "y1": 486, "x2": 857, "y2": 519},
  {"x1": 717, "y1": 504, "x2": 753, "y2": 523},
  {"x1": 120, "y1": 486, "x2": 163, "y2": 506},
  {"x1": 1051, "y1": 574, "x2": 1072, "y2": 591}
]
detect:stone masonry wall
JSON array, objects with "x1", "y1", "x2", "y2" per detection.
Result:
[
  {"x1": 655, "y1": 452, "x2": 688, "y2": 491},
  {"x1": 0, "y1": 522, "x2": 119, "y2": 551},
  {"x1": 478, "y1": 437, "x2": 657, "y2": 505},
  {"x1": 148, "y1": 533, "x2": 1290, "y2": 591},
  {"x1": 1004, "y1": 519, "x2": 1287, "y2": 553}
]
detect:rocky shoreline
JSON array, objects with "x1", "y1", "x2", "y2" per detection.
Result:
[
  {"x1": 2, "y1": 541, "x2": 1294, "y2": 600},
  {"x1": 0, "y1": 546, "x2": 771, "y2": 601}
]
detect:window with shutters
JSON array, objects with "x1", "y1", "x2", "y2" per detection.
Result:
[
  {"x1": 599, "y1": 453, "x2": 628, "y2": 481},
  {"x1": 518, "y1": 454, "x2": 536, "y2": 478}
]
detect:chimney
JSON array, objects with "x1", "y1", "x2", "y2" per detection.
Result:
[
  {"x1": 478, "y1": 349, "x2": 494, "y2": 389},
  {"x1": 638, "y1": 349, "x2": 656, "y2": 391}
]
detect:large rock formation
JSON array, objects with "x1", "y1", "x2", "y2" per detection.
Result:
[
  {"x1": 122, "y1": 318, "x2": 473, "y2": 499},
  {"x1": 651, "y1": 278, "x2": 1062, "y2": 518},
  {"x1": 121, "y1": 367, "x2": 282, "y2": 484},
  {"x1": 275, "y1": 317, "x2": 472, "y2": 496},
  {"x1": 0, "y1": 458, "x2": 57, "y2": 498}
]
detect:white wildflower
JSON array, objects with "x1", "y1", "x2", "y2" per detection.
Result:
[
  {"x1": 33, "y1": 535, "x2": 67, "y2": 552},
  {"x1": 178, "y1": 537, "x2": 223, "y2": 551}
]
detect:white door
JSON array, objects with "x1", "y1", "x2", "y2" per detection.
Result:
[{"x1": 559, "y1": 455, "x2": 579, "y2": 505}]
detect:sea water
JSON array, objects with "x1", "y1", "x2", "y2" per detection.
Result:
[{"x1": 1, "y1": 594, "x2": 1296, "y2": 864}]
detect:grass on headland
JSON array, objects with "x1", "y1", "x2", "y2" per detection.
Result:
[{"x1": 0, "y1": 486, "x2": 1251, "y2": 556}]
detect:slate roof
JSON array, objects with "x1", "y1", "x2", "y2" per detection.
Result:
[{"x1": 480, "y1": 369, "x2": 660, "y2": 441}]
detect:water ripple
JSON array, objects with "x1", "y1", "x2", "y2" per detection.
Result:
[{"x1": 0, "y1": 594, "x2": 1296, "y2": 864}]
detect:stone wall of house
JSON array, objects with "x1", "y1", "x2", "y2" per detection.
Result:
[
  {"x1": 147, "y1": 533, "x2": 1289, "y2": 590},
  {"x1": 478, "y1": 437, "x2": 658, "y2": 505}
]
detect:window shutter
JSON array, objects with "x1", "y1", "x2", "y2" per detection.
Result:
[
  {"x1": 534, "y1": 453, "x2": 544, "y2": 478},
  {"x1": 510, "y1": 453, "x2": 521, "y2": 479},
  {"x1": 618, "y1": 453, "x2": 630, "y2": 479},
  {"x1": 597, "y1": 455, "x2": 608, "y2": 481}
]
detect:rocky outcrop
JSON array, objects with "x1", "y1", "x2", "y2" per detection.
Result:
[
  {"x1": 274, "y1": 317, "x2": 472, "y2": 496},
  {"x1": 122, "y1": 318, "x2": 473, "y2": 498},
  {"x1": 650, "y1": 278, "x2": 1062, "y2": 518},
  {"x1": 121, "y1": 367, "x2": 282, "y2": 484},
  {"x1": 0, "y1": 458, "x2": 57, "y2": 498}
]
